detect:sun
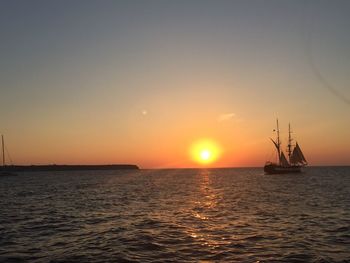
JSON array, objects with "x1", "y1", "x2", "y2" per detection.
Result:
[
  {"x1": 200, "y1": 150, "x2": 211, "y2": 161},
  {"x1": 190, "y1": 139, "x2": 221, "y2": 165}
]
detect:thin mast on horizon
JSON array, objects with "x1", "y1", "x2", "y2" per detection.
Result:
[{"x1": 2, "y1": 135, "x2": 5, "y2": 166}]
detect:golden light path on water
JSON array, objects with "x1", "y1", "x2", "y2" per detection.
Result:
[{"x1": 186, "y1": 170, "x2": 232, "y2": 251}]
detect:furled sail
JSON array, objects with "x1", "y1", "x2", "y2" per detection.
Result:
[
  {"x1": 290, "y1": 142, "x2": 307, "y2": 165},
  {"x1": 280, "y1": 152, "x2": 289, "y2": 167}
]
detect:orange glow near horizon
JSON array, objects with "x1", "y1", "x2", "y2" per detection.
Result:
[{"x1": 190, "y1": 139, "x2": 222, "y2": 166}]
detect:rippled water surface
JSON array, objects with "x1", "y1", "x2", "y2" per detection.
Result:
[{"x1": 1, "y1": 167, "x2": 349, "y2": 262}]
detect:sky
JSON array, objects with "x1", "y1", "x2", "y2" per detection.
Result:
[{"x1": 0, "y1": 0, "x2": 349, "y2": 168}]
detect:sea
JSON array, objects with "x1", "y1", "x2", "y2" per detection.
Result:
[{"x1": 0, "y1": 167, "x2": 349, "y2": 263}]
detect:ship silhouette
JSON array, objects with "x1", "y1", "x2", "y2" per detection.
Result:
[{"x1": 264, "y1": 120, "x2": 307, "y2": 174}]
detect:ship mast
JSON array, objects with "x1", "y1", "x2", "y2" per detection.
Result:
[
  {"x1": 276, "y1": 119, "x2": 281, "y2": 165},
  {"x1": 287, "y1": 123, "x2": 292, "y2": 163},
  {"x1": 2, "y1": 135, "x2": 5, "y2": 166}
]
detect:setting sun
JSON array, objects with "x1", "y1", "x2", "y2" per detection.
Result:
[
  {"x1": 190, "y1": 139, "x2": 222, "y2": 165},
  {"x1": 200, "y1": 150, "x2": 211, "y2": 161}
]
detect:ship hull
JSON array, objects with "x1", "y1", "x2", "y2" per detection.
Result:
[{"x1": 264, "y1": 163, "x2": 301, "y2": 174}]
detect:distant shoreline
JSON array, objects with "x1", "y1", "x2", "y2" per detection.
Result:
[{"x1": 0, "y1": 164, "x2": 139, "y2": 172}]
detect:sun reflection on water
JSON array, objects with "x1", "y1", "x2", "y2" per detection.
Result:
[{"x1": 184, "y1": 169, "x2": 232, "y2": 250}]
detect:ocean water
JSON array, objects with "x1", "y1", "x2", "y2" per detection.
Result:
[{"x1": 0, "y1": 167, "x2": 349, "y2": 263}]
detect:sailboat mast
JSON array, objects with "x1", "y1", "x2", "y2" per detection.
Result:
[
  {"x1": 276, "y1": 119, "x2": 281, "y2": 165},
  {"x1": 1, "y1": 135, "x2": 5, "y2": 166},
  {"x1": 287, "y1": 123, "x2": 292, "y2": 163}
]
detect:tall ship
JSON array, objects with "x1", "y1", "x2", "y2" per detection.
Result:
[{"x1": 264, "y1": 120, "x2": 307, "y2": 174}]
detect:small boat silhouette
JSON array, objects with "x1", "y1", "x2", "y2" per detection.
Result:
[{"x1": 1, "y1": 135, "x2": 17, "y2": 176}]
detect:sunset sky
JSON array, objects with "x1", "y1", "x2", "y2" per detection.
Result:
[{"x1": 1, "y1": 0, "x2": 349, "y2": 168}]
